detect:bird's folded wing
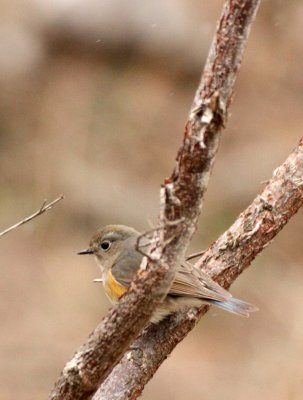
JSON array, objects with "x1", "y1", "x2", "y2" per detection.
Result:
[{"x1": 170, "y1": 262, "x2": 232, "y2": 302}]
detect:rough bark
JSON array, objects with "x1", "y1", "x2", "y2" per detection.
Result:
[
  {"x1": 95, "y1": 138, "x2": 303, "y2": 400},
  {"x1": 49, "y1": 1, "x2": 260, "y2": 399}
]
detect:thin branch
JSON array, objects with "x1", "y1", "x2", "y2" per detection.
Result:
[
  {"x1": 0, "y1": 195, "x2": 64, "y2": 237},
  {"x1": 185, "y1": 249, "x2": 206, "y2": 261},
  {"x1": 95, "y1": 138, "x2": 303, "y2": 400},
  {"x1": 49, "y1": 1, "x2": 260, "y2": 399}
]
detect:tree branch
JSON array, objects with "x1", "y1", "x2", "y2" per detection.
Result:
[
  {"x1": 0, "y1": 195, "x2": 64, "y2": 237},
  {"x1": 49, "y1": 1, "x2": 260, "y2": 399},
  {"x1": 95, "y1": 138, "x2": 303, "y2": 400}
]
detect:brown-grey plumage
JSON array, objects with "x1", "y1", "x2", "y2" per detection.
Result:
[{"x1": 79, "y1": 224, "x2": 257, "y2": 323}]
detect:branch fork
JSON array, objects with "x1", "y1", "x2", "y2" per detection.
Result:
[{"x1": 45, "y1": 3, "x2": 303, "y2": 400}]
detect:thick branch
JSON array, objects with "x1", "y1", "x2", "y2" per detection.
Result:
[
  {"x1": 0, "y1": 195, "x2": 64, "y2": 237},
  {"x1": 49, "y1": 1, "x2": 260, "y2": 399},
  {"x1": 95, "y1": 138, "x2": 303, "y2": 400}
]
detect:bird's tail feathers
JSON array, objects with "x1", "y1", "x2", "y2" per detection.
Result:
[{"x1": 208, "y1": 297, "x2": 258, "y2": 317}]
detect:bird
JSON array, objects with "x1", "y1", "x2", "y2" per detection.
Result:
[{"x1": 78, "y1": 224, "x2": 257, "y2": 323}]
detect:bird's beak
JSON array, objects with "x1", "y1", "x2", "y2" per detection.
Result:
[{"x1": 77, "y1": 248, "x2": 94, "y2": 255}]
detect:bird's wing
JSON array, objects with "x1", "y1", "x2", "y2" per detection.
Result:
[
  {"x1": 111, "y1": 240, "x2": 231, "y2": 303},
  {"x1": 111, "y1": 238, "x2": 143, "y2": 287},
  {"x1": 170, "y1": 261, "x2": 232, "y2": 302}
]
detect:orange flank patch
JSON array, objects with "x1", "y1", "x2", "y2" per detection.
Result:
[{"x1": 105, "y1": 269, "x2": 128, "y2": 300}]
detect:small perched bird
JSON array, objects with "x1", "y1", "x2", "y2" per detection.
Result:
[{"x1": 78, "y1": 225, "x2": 257, "y2": 323}]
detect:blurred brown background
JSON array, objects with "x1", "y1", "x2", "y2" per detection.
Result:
[{"x1": 1, "y1": 1, "x2": 303, "y2": 399}]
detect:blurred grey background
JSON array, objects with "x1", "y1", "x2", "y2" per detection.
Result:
[{"x1": 1, "y1": 1, "x2": 303, "y2": 399}]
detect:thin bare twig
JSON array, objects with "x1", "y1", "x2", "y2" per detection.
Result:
[
  {"x1": 96, "y1": 138, "x2": 303, "y2": 400},
  {"x1": 185, "y1": 249, "x2": 206, "y2": 261},
  {"x1": 0, "y1": 195, "x2": 64, "y2": 237}
]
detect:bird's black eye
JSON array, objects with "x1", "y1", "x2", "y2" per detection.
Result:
[{"x1": 100, "y1": 240, "x2": 111, "y2": 251}]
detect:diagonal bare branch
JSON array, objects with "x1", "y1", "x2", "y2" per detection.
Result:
[
  {"x1": 0, "y1": 195, "x2": 64, "y2": 237},
  {"x1": 96, "y1": 138, "x2": 303, "y2": 400},
  {"x1": 49, "y1": 1, "x2": 260, "y2": 399}
]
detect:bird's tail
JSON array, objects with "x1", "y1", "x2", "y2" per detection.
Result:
[{"x1": 208, "y1": 297, "x2": 258, "y2": 317}]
